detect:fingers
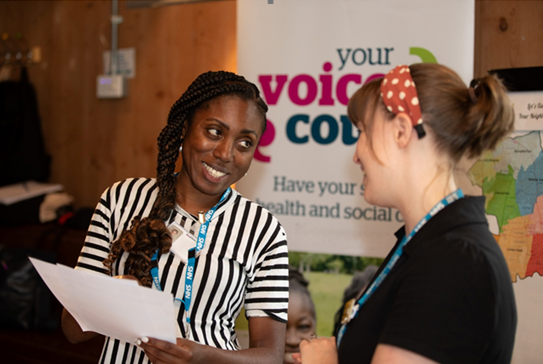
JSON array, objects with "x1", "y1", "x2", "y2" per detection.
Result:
[
  {"x1": 299, "y1": 336, "x2": 338, "y2": 364},
  {"x1": 292, "y1": 352, "x2": 302, "y2": 364},
  {"x1": 136, "y1": 336, "x2": 192, "y2": 363},
  {"x1": 299, "y1": 334, "x2": 316, "y2": 348}
]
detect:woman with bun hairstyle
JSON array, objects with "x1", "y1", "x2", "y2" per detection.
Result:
[
  {"x1": 296, "y1": 63, "x2": 517, "y2": 364},
  {"x1": 62, "y1": 71, "x2": 289, "y2": 364}
]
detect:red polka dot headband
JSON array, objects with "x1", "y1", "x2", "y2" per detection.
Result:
[{"x1": 380, "y1": 65, "x2": 426, "y2": 139}]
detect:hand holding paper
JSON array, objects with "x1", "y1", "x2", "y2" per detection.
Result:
[{"x1": 30, "y1": 257, "x2": 177, "y2": 344}]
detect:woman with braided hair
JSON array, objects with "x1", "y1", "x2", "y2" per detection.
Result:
[
  {"x1": 62, "y1": 71, "x2": 289, "y2": 364},
  {"x1": 295, "y1": 63, "x2": 517, "y2": 364}
]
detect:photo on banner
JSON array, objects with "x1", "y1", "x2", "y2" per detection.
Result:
[{"x1": 288, "y1": 251, "x2": 383, "y2": 337}]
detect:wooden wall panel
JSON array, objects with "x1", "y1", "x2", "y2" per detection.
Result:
[
  {"x1": 474, "y1": 0, "x2": 543, "y2": 77},
  {"x1": 1, "y1": 1, "x2": 541, "y2": 208},
  {"x1": 0, "y1": 0, "x2": 236, "y2": 207}
]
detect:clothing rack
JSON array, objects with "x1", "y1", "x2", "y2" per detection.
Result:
[{"x1": 0, "y1": 33, "x2": 36, "y2": 81}]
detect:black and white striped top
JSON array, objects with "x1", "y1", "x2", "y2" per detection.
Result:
[{"x1": 75, "y1": 178, "x2": 289, "y2": 364}]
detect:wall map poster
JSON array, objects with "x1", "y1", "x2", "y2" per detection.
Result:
[{"x1": 463, "y1": 93, "x2": 543, "y2": 363}]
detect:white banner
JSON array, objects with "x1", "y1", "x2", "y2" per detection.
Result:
[{"x1": 237, "y1": 0, "x2": 474, "y2": 257}]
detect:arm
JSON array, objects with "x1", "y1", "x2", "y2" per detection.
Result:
[
  {"x1": 295, "y1": 340, "x2": 437, "y2": 364},
  {"x1": 371, "y1": 344, "x2": 438, "y2": 364},
  {"x1": 62, "y1": 184, "x2": 120, "y2": 344},
  {"x1": 140, "y1": 316, "x2": 285, "y2": 364},
  {"x1": 61, "y1": 307, "x2": 100, "y2": 344}
]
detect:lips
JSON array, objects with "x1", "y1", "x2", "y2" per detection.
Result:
[{"x1": 203, "y1": 162, "x2": 227, "y2": 179}]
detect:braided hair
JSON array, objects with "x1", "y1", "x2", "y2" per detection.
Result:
[
  {"x1": 289, "y1": 266, "x2": 316, "y2": 317},
  {"x1": 103, "y1": 71, "x2": 268, "y2": 287}
]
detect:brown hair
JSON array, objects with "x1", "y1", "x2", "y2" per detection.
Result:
[
  {"x1": 103, "y1": 71, "x2": 268, "y2": 287},
  {"x1": 348, "y1": 63, "x2": 514, "y2": 164}
]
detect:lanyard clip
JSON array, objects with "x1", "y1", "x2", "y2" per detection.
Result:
[
  {"x1": 341, "y1": 299, "x2": 356, "y2": 324},
  {"x1": 198, "y1": 211, "x2": 206, "y2": 224}
]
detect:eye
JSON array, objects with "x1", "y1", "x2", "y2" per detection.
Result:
[
  {"x1": 238, "y1": 139, "x2": 254, "y2": 149},
  {"x1": 208, "y1": 128, "x2": 221, "y2": 137}
]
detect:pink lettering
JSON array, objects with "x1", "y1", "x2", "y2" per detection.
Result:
[
  {"x1": 288, "y1": 74, "x2": 318, "y2": 106},
  {"x1": 258, "y1": 75, "x2": 288, "y2": 105},
  {"x1": 336, "y1": 74, "x2": 362, "y2": 105},
  {"x1": 319, "y1": 62, "x2": 334, "y2": 106}
]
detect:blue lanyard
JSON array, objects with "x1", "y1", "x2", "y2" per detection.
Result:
[
  {"x1": 336, "y1": 189, "x2": 464, "y2": 346},
  {"x1": 150, "y1": 187, "x2": 231, "y2": 337}
]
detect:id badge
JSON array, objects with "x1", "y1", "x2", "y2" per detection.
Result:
[
  {"x1": 341, "y1": 298, "x2": 356, "y2": 324},
  {"x1": 168, "y1": 221, "x2": 197, "y2": 263}
]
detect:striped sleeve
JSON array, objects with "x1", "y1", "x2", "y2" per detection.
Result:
[
  {"x1": 244, "y1": 210, "x2": 289, "y2": 323},
  {"x1": 75, "y1": 184, "x2": 114, "y2": 275},
  {"x1": 75, "y1": 178, "x2": 157, "y2": 276}
]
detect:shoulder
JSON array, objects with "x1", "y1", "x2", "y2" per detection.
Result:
[
  {"x1": 104, "y1": 177, "x2": 157, "y2": 199},
  {"x1": 98, "y1": 177, "x2": 158, "y2": 211},
  {"x1": 408, "y1": 197, "x2": 503, "y2": 277},
  {"x1": 402, "y1": 225, "x2": 511, "y2": 307},
  {"x1": 227, "y1": 190, "x2": 288, "y2": 249},
  {"x1": 108, "y1": 177, "x2": 157, "y2": 193},
  {"x1": 235, "y1": 191, "x2": 287, "y2": 232}
]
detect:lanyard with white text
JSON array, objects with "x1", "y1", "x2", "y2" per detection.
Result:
[
  {"x1": 150, "y1": 187, "x2": 231, "y2": 337},
  {"x1": 336, "y1": 189, "x2": 464, "y2": 346}
]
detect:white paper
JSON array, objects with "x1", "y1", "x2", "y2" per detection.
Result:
[
  {"x1": 0, "y1": 181, "x2": 63, "y2": 205},
  {"x1": 508, "y1": 91, "x2": 543, "y2": 130},
  {"x1": 30, "y1": 258, "x2": 176, "y2": 344}
]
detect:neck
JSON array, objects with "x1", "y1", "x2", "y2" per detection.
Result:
[
  {"x1": 399, "y1": 173, "x2": 458, "y2": 236},
  {"x1": 176, "y1": 192, "x2": 222, "y2": 216},
  {"x1": 174, "y1": 174, "x2": 227, "y2": 216}
]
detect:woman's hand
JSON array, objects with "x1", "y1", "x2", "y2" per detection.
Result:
[
  {"x1": 137, "y1": 337, "x2": 197, "y2": 364},
  {"x1": 136, "y1": 316, "x2": 284, "y2": 364},
  {"x1": 297, "y1": 336, "x2": 338, "y2": 364}
]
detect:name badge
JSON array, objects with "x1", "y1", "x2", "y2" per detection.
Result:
[{"x1": 168, "y1": 221, "x2": 197, "y2": 263}]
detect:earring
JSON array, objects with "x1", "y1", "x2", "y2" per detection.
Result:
[
  {"x1": 179, "y1": 145, "x2": 183, "y2": 152},
  {"x1": 244, "y1": 172, "x2": 247, "y2": 176}
]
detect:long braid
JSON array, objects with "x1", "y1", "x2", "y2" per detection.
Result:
[{"x1": 103, "y1": 71, "x2": 268, "y2": 287}]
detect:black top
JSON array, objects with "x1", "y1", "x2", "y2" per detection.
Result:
[{"x1": 338, "y1": 196, "x2": 517, "y2": 364}]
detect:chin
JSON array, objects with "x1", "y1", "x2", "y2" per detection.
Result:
[{"x1": 363, "y1": 190, "x2": 376, "y2": 205}]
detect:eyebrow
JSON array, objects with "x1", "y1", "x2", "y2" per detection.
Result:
[{"x1": 208, "y1": 118, "x2": 259, "y2": 138}]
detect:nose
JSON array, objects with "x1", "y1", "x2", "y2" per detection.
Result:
[
  {"x1": 285, "y1": 327, "x2": 300, "y2": 348},
  {"x1": 213, "y1": 139, "x2": 234, "y2": 162},
  {"x1": 353, "y1": 149, "x2": 360, "y2": 165}
]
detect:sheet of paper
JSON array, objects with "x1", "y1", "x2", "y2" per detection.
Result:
[
  {"x1": 30, "y1": 258, "x2": 176, "y2": 344},
  {"x1": 0, "y1": 181, "x2": 63, "y2": 205}
]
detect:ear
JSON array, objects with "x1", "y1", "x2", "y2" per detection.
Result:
[
  {"x1": 181, "y1": 123, "x2": 189, "y2": 141},
  {"x1": 391, "y1": 113, "x2": 414, "y2": 149}
]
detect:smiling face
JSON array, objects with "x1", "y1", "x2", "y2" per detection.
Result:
[
  {"x1": 178, "y1": 95, "x2": 264, "y2": 205},
  {"x1": 284, "y1": 291, "x2": 316, "y2": 364}
]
